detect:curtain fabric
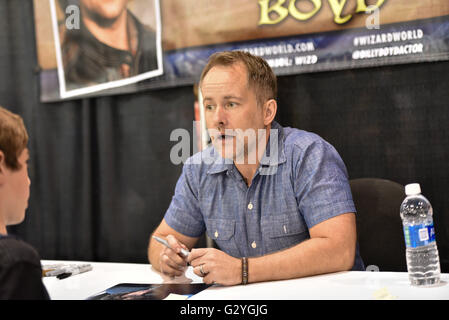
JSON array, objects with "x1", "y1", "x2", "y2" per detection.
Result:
[{"x1": 1, "y1": 1, "x2": 195, "y2": 263}]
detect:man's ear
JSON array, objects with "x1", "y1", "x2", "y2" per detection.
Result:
[
  {"x1": 263, "y1": 99, "x2": 277, "y2": 126},
  {"x1": 0, "y1": 151, "x2": 6, "y2": 185},
  {"x1": 0, "y1": 151, "x2": 5, "y2": 173}
]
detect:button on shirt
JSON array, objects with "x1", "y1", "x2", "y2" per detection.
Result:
[{"x1": 164, "y1": 121, "x2": 364, "y2": 270}]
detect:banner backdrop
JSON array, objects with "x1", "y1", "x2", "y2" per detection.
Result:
[{"x1": 35, "y1": 0, "x2": 449, "y2": 101}]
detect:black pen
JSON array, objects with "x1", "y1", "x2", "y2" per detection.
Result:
[
  {"x1": 57, "y1": 272, "x2": 72, "y2": 280},
  {"x1": 152, "y1": 235, "x2": 190, "y2": 257}
]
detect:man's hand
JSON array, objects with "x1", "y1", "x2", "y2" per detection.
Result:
[
  {"x1": 158, "y1": 234, "x2": 189, "y2": 278},
  {"x1": 148, "y1": 219, "x2": 199, "y2": 278},
  {"x1": 187, "y1": 248, "x2": 241, "y2": 286}
]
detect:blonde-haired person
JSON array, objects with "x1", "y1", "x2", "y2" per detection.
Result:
[{"x1": 0, "y1": 106, "x2": 49, "y2": 299}]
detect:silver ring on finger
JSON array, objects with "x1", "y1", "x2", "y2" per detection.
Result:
[{"x1": 200, "y1": 264, "x2": 207, "y2": 276}]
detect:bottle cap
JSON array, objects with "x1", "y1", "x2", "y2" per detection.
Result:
[{"x1": 405, "y1": 183, "x2": 421, "y2": 195}]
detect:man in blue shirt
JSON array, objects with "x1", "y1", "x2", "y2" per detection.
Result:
[{"x1": 148, "y1": 51, "x2": 364, "y2": 286}]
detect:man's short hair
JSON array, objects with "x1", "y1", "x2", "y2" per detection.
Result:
[
  {"x1": 199, "y1": 51, "x2": 277, "y2": 107},
  {"x1": 0, "y1": 106, "x2": 28, "y2": 171}
]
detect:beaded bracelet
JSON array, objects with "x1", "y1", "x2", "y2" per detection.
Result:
[{"x1": 242, "y1": 257, "x2": 248, "y2": 285}]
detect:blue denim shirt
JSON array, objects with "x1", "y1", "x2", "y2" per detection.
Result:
[{"x1": 164, "y1": 121, "x2": 364, "y2": 270}]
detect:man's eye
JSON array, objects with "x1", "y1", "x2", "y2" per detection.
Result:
[
  {"x1": 205, "y1": 105, "x2": 214, "y2": 110},
  {"x1": 227, "y1": 102, "x2": 237, "y2": 108}
]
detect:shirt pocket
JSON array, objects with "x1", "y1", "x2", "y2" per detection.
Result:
[
  {"x1": 206, "y1": 219, "x2": 240, "y2": 257},
  {"x1": 262, "y1": 212, "x2": 309, "y2": 253}
]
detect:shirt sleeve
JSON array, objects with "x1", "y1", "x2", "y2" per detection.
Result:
[
  {"x1": 163, "y1": 159, "x2": 206, "y2": 237},
  {"x1": 293, "y1": 138, "x2": 356, "y2": 228}
]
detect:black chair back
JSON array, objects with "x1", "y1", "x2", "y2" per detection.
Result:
[{"x1": 350, "y1": 178, "x2": 407, "y2": 272}]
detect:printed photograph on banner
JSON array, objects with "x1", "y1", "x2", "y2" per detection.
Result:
[
  {"x1": 34, "y1": 0, "x2": 449, "y2": 101},
  {"x1": 48, "y1": 0, "x2": 163, "y2": 99}
]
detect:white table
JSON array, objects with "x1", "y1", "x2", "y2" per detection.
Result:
[
  {"x1": 42, "y1": 260, "x2": 203, "y2": 300},
  {"x1": 191, "y1": 271, "x2": 449, "y2": 300},
  {"x1": 42, "y1": 260, "x2": 449, "y2": 300}
]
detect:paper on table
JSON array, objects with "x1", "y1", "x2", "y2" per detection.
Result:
[
  {"x1": 42, "y1": 263, "x2": 92, "y2": 277},
  {"x1": 372, "y1": 287, "x2": 397, "y2": 300},
  {"x1": 185, "y1": 266, "x2": 203, "y2": 282},
  {"x1": 163, "y1": 293, "x2": 189, "y2": 300},
  {"x1": 160, "y1": 266, "x2": 203, "y2": 284}
]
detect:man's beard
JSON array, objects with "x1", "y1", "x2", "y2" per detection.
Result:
[
  {"x1": 82, "y1": 7, "x2": 125, "y2": 28},
  {"x1": 210, "y1": 128, "x2": 267, "y2": 165}
]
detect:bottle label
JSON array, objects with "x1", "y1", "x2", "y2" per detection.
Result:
[{"x1": 403, "y1": 223, "x2": 436, "y2": 248}]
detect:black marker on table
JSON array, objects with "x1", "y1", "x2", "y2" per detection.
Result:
[{"x1": 152, "y1": 235, "x2": 190, "y2": 257}]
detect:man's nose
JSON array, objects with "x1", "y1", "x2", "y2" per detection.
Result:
[{"x1": 212, "y1": 105, "x2": 227, "y2": 127}]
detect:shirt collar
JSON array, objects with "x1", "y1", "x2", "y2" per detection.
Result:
[
  {"x1": 206, "y1": 121, "x2": 286, "y2": 175},
  {"x1": 259, "y1": 120, "x2": 287, "y2": 167},
  {"x1": 206, "y1": 152, "x2": 234, "y2": 174}
]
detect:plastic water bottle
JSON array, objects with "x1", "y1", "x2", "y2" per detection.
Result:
[{"x1": 400, "y1": 183, "x2": 440, "y2": 286}]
